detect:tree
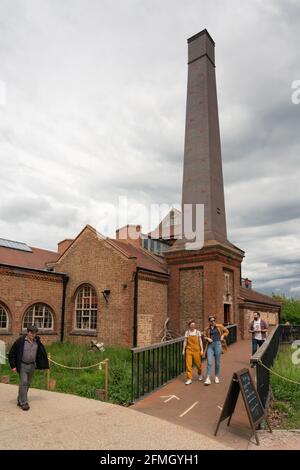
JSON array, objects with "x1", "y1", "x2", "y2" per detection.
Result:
[{"x1": 272, "y1": 294, "x2": 300, "y2": 324}]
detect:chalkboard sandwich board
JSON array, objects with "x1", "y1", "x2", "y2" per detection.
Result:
[{"x1": 215, "y1": 368, "x2": 272, "y2": 445}]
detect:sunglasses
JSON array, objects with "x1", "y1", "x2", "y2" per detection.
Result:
[{"x1": 209, "y1": 319, "x2": 216, "y2": 322}]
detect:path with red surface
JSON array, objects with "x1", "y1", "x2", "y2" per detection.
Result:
[{"x1": 132, "y1": 340, "x2": 260, "y2": 449}]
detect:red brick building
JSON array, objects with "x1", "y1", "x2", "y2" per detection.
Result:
[
  {"x1": 0, "y1": 30, "x2": 280, "y2": 349},
  {"x1": 0, "y1": 225, "x2": 169, "y2": 347}
]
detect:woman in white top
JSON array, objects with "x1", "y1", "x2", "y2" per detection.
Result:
[{"x1": 182, "y1": 320, "x2": 204, "y2": 385}]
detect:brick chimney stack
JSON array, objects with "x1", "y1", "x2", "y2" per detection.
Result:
[
  {"x1": 57, "y1": 239, "x2": 73, "y2": 255},
  {"x1": 181, "y1": 29, "x2": 227, "y2": 244}
]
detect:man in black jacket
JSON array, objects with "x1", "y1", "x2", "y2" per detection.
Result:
[{"x1": 8, "y1": 325, "x2": 49, "y2": 410}]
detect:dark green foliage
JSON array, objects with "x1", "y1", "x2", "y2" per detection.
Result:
[{"x1": 272, "y1": 294, "x2": 300, "y2": 324}]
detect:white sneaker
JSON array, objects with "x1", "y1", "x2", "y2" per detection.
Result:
[
  {"x1": 198, "y1": 374, "x2": 203, "y2": 381},
  {"x1": 185, "y1": 379, "x2": 192, "y2": 385},
  {"x1": 215, "y1": 376, "x2": 220, "y2": 384},
  {"x1": 204, "y1": 377, "x2": 211, "y2": 385}
]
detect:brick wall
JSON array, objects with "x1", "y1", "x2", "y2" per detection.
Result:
[
  {"x1": 0, "y1": 267, "x2": 63, "y2": 348},
  {"x1": 53, "y1": 227, "x2": 135, "y2": 348},
  {"x1": 137, "y1": 274, "x2": 168, "y2": 346},
  {"x1": 165, "y1": 245, "x2": 243, "y2": 336},
  {"x1": 179, "y1": 267, "x2": 204, "y2": 332},
  {"x1": 138, "y1": 314, "x2": 153, "y2": 345}
]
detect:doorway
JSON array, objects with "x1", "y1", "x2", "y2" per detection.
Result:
[{"x1": 224, "y1": 303, "x2": 231, "y2": 325}]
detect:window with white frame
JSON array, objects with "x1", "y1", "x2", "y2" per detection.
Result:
[
  {"x1": 0, "y1": 304, "x2": 9, "y2": 329},
  {"x1": 23, "y1": 304, "x2": 54, "y2": 330},
  {"x1": 75, "y1": 285, "x2": 98, "y2": 330}
]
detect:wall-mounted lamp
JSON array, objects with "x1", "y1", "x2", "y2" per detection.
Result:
[{"x1": 101, "y1": 289, "x2": 111, "y2": 303}]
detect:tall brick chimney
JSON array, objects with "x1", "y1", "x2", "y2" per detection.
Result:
[
  {"x1": 181, "y1": 29, "x2": 227, "y2": 244},
  {"x1": 165, "y1": 30, "x2": 244, "y2": 335},
  {"x1": 57, "y1": 239, "x2": 73, "y2": 255}
]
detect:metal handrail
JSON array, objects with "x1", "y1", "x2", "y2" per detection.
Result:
[
  {"x1": 250, "y1": 325, "x2": 278, "y2": 365},
  {"x1": 250, "y1": 325, "x2": 280, "y2": 409},
  {"x1": 131, "y1": 323, "x2": 238, "y2": 402},
  {"x1": 131, "y1": 336, "x2": 184, "y2": 354}
]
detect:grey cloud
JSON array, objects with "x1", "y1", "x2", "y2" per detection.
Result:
[
  {"x1": 0, "y1": 196, "x2": 52, "y2": 222},
  {"x1": 0, "y1": 0, "x2": 300, "y2": 296}
]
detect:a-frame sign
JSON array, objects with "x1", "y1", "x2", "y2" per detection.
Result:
[{"x1": 215, "y1": 368, "x2": 272, "y2": 445}]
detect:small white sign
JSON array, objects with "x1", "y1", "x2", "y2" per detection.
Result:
[
  {"x1": 0, "y1": 340, "x2": 6, "y2": 365},
  {"x1": 291, "y1": 80, "x2": 300, "y2": 105},
  {"x1": 291, "y1": 340, "x2": 300, "y2": 365}
]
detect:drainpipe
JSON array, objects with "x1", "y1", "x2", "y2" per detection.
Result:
[
  {"x1": 60, "y1": 274, "x2": 69, "y2": 342},
  {"x1": 133, "y1": 267, "x2": 139, "y2": 347}
]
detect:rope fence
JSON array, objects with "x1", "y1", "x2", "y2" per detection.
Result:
[
  {"x1": 47, "y1": 353, "x2": 109, "y2": 399},
  {"x1": 257, "y1": 359, "x2": 300, "y2": 386},
  {"x1": 49, "y1": 357, "x2": 103, "y2": 370}
]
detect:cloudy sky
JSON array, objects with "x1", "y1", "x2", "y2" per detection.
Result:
[{"x1": 0, "y1": 0, "x2": 300, "y2": 296}]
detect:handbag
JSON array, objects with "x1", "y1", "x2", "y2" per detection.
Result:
[{"x1": 202, "y1": 341, "x2": 208, "y2": 360}]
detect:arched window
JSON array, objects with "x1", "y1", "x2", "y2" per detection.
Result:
[
  {"x1": 23, "y1": 304, "x2": 54, "y2": 330},
  {"x1": 0, "y1": 304, "x2": 9, "y2": 329},
  {"x1": 75, "y1": 285, "x2": 97, "y2": 330}
]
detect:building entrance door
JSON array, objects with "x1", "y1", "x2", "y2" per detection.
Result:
[{"x1": 224, "y1": 303, "x2": 231, "y2": 325}]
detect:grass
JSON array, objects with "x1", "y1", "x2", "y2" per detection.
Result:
[
  {"x1": 0, "y1": 342, "x2": 132, "y2": 406},
  {"x1": 270, "y1": 344, "x2": 300, "y2": 429}
]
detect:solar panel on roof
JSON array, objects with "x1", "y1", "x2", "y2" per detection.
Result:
[{"x1": 0, "y1": 238, "x2": 32, "y2": 252}]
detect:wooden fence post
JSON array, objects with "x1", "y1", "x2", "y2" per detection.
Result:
[
  {"x1": 104, "y1": 359, "x2": 109, "y2": 401},
  {"x1": 47, "y1": 353, "x2": 51, "y2": 390}
]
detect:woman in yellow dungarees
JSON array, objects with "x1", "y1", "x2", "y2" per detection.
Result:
[{"x1": 182, "y1": 320, "x2": 204, "y2": 385}]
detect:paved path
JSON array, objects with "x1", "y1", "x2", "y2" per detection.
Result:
[
  {"x1": 248, "y1": 430, "x2": 300, "y2": 450},
  {"x1": 133, "y1": 340, "x2": 258, "y2": 450},
  {"x1": 2, "y1": 340, "x2": 299, "y2": 450},
  {"x1": 0, "y1": 383, "x2": 231, "y2": 450}
]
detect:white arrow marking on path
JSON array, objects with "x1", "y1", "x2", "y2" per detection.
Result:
[
  {"x1": 160, "y1": 395, "x2": 180, "y2": 403},
  {"x1": 217, "y1": 405, "x2": 223, "y2": 410},
  {"x1": 179, "y1": 401, "x2": 199, "y2": 417}
]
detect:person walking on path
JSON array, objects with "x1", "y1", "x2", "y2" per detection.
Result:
[
  {"x1": 249, "y1": 312, "x2": 268, "y2": 355},
  {"x1": 182, "y1": 320, "x2": 204, "y2": 385},
  {"x1": 8, "y1": 325, "x2": 49, "y2": 410},
  {"x1": 204, "y1": 316, "x2": 229, "y2": 385}
]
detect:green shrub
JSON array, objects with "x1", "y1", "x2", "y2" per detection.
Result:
[{"x1": 272, "y1": 294, "x2": 300, "y2": 324}]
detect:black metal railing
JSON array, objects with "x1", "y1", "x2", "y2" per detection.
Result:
[
  {"x1": 131, "y1": 337, "x2": 185, "y2": 402},
  {"x1": 226, "y1": 323, "x2": 238, "y2": 345},
  {"x1": 250, "y1": 324, "x2": 300, "y2": 409},
  {"x1": 279, "y1": 324, "x2": 300, "y2": 343},
  {"x1": 250, "y1": 325, "x2": 280, "y2": 409},
  {"x1": 131, "y1": 323, "x2": 238, "y2": 403}
]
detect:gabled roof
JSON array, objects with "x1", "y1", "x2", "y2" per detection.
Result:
[
  {"x1": 0, "y1": 245, "x2": 59, "y2": 270},
  {"x1": 51, "y1": 225, "x2": 169, "y2": 276},
  {"x1": 110, "y1": 239, "x2": 168, "y2": 275},
  {"x1": 239, "y1": 286, "x2": 281, "y2": 307}
]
